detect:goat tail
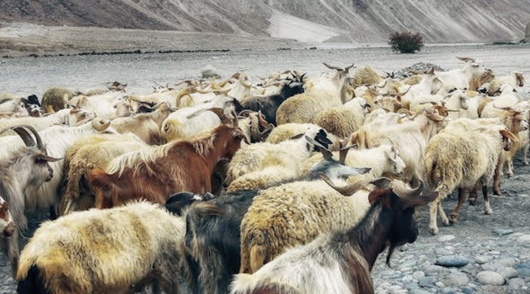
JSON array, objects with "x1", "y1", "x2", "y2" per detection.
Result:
[{"x1": 17, "y1": 265, "x2": 47, "y2": 294}]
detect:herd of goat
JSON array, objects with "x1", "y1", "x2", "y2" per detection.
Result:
[{"x1": 0, "y1": 57, "x2": 527, "y2": 294}]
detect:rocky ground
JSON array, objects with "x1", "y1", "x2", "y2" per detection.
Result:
[
  {"x1": 1, "y1": 43, "x2": 530, "y2": 294},
  {"x1": 371, "y1": 154, "x2": 530, "y2": 294}
]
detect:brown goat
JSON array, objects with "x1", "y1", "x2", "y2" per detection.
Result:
[{"x1": 89, "y1": 125, "x2": 248, "y2": 209}]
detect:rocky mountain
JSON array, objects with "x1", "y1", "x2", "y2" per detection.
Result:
[{"x1": 1, "y1": 0, "x2": 529, "y2": 43}]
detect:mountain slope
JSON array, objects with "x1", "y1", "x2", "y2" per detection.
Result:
[{"x1": 1, "y1": 0, "x2": 529, "y2": 43}]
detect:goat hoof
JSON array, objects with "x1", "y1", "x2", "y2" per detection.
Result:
[
  {"x1": 507, "y1": 173, "x2": 514, "y2": 178},
  {"x1": 441, "y1": 218, "x2": 450, "y2": 226},
  {"x1": 523, "y1": 161, "x2": 529, "y2": 166},
  {"x1": 485, "y1": 210, "x2": 493, "y2": 215},
  {"x1": 429, "y1": 227, "x2": 439, "y2": 235},
  {"x1": 469, "y1": 199, "x2": 477, "y2": 206},
  {"x1": 449, "y1": 214, "x2": 459, "y2": 225},
  {"x1": 494, "y1": 190, "x2": 502, "y2": 196}
]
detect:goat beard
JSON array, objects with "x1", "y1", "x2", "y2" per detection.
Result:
[{"x1": 385, "y1": 242, "x2": 396, "y2": 267}]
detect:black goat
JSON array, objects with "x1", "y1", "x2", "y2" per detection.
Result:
[{"x1": 240, "y1": 76, "x2": 305, "y2": 125}]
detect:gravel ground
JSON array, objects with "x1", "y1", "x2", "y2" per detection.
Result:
[{"x1": 1, "y1": 44, "x2": 530, "y2": 293}]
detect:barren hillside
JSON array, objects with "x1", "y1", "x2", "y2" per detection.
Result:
[{"x1": 1, "y1": 0, "x2": 529, "y2": 43}]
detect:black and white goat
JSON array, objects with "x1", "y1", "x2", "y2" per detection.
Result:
[{"x1": 230, "y1": 176, "x2": 438, "y2": 294}]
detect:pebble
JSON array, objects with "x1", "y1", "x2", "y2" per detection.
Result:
[
  {"x1": 423, "y1": 265, "x2": 450, "y2": 275},
  {"x1": 476, "y1": 271, "x2": 505, "y2": 286},
  {"x1": 443, "y1": 272, "x2": 469, "y2": 286},
  {"x1": 460, "y1": 286, "x2": 474, "y2": 294},
  {"x1": 481, "y1": 261, "x2": 505, "y2": 271},
  {"x1": 496, "y1": 257, "x2": 517, "y2": 267},
  {"x1": 497, "y1": 267, "x2": 519, "y2": 279},
  {"x1": 492, "y1": 228, "x2": 514, "y2": 236},
  {"x1": 508, "y1": 278, "x2": 526, "y2": 290},
  {"x1": 517, "y1": 235, "x2": 530, "y2": 247},
  {"x1": 516, "y1": 267, "x2": 530, "y2": 277},
  {"x1": 412, "y1": 271, "x2": 425, "y2": 280},
  {"x1": 435, "y1": 281, "x2": 445, "y2": 288},
  {"x1": 474, "y1": 255, "x2": 491, "y2": 264},
  {"x1": 409, "y1": 289, "x2": 431, "y2": 294},
  {"x1": 439, "y1": 235, "x2": 456, "y2": 242},
  {"x1": 419, "y1": 276, "x2": 436, "y2": 287},
  {"x1": 435, "y1": 256, "x2": 470, "y2": 268}
]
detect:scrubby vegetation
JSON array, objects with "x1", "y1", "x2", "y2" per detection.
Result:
[{"x1": 389, "y1": 32, "x2": 424, "y2": 54}]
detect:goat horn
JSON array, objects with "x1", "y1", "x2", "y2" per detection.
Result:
[
  {"x1": 456, "y1": 56, "x2": 476, "y2": 63},
  {"x1": 305, "y1": 135, "x2": 332, "y2": 160},
  {"x1": 376, "y1": 80, "x2": 388, "y2": 88},
  {"x1": 345, "y1": 63, "x2": 355, "y2": 72},
  {"x1": 320, "y1": 173, "x2": 366, "y2": 196},
  {"x1": 339, "y1": 143, "x2": 356, "y2": 165},
  {"x1": 237, "y1": 110, "x2": 254, "y2": 117},
  {"x1": 323, "y1": 63, "x2": 342, "y2": 71},
  {"x1": 238, "y1": 73, "x2": 252, "y2": 88},
  {"x1": 91, "y1": 118, "x2": 111, "y2": 131},
  {"x1": 390, "y1": 86, "x2": 411, "y2": 97},
  {"x1": 392, "y1": 180, "x2": 424, "y2": 201},
  {"x1": 0, "y1": 125, "x2": 42, "y2": 150},
  {"x1": 257, "y1": 111, "x2": 269, "y2": 128}
]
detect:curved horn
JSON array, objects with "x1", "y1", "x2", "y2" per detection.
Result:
[
  {"x1": 238, "y1": 73, "x2": 252, "y2": 88},
  {"x1": 257, "y1": 110, "x2": 269, "y2": 128},
  {"x1": 237, "y1": 110, "x2": 254, "y2": 117},
  {"x1": 376, "y1": 80, "x2": 388, "y2": 88},
  {"x1": 344, "y1": 63, "x2": 355, "y2": 72},
  {"x1": 320, "y1": 173, "x2": 365, "y2": 196},
  {"x1": 390, "y1": 86, "x2": 411, "y2": 97},
  {"x1": 175, "y1": 80, "x2": 196, "y2": 87},
  {"x1": 91, "y1": 118, "x2": 111, "y2": 131},
  {"x1": 456, "y1": 56, "x2": 476, "y2": 63},
  {"x1": 339, "y1": 143, "x2": 356, "y2": 165},
  {"x1": 323, "y1": 63, "x2": 342, "y2": 71},
  {"x1": 392, "y1": 180, "x2": 424, "y2": 201},
  {"x1": 0, "y1": 125, "x2": 40, "y2": 149},
  {"x1": 304, "y1": 135, "x2": 332, "y2": 159}
]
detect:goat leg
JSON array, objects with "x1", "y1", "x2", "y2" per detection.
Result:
[
  {"x1": 483, "y1": 185, "x2": 493, "y2": 215},
  {"x1": 469, "y1": 185, "x2": 478, "y2": 206},
  {"x1": 449, "y1": 188, "x2": 466, "y2": 224}
]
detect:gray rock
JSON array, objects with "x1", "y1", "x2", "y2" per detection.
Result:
[
  {"x1": 497, "y1": 257, "x2": 517, "y2": 267},
  {"x1": 439, "y1": 235, "x2": 456, "y2": 242},
  {"x1": 435, "y1": 281, "x2": 445, "y2": 288},
  {"x1": 497, "y1": 267, "x2": 518, "y2": 279},
  {"x1": 474, "y1": 255, "x2": 491, "y2": 265},
  {"x1": 517, "y1": 235, "x2": 530, "y2": 247},
  {"x1": 423, "y1": 264, "x2": 450, "y2": 275},
  {"x1": 409, "y1": 289, "x2": 431, "y2": 294},
  {"x1": 476, "y1": 271, "x2": 505, "y2": 286},
  {"x1": 481, "y1": 261, "x2": 505, "y2": 271},
  {"x1": 443, "y1": 272, "x2": 469, "y2": 286},
  {"x1": 516, "y1": 267, "x2": 530, "y2": 277},
  {"x1": 412, "y1": 271, "x2": 425, "y2": 280},
  {"x1": 492, "y1": 228, "x2": 514, "y2": 236},
  {"x1": 419, "y1": 276, "x2": 436, "y2": 287},
  {"x1": 461, "y1": 286, "x2": 474, "y2": 294},
  {"x1": 508, "y1": 278, "x2": 525, "y2": 291},
  {"x1": 436, "y1": 256, "x2": 469, "y2": 268},
  {"x1": 442, "y1": 288, "x2": 456, "y2": 294}
]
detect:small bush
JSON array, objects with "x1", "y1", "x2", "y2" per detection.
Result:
[{"x1": 389, "y1": 32, "x2": 424, "y2": 54}]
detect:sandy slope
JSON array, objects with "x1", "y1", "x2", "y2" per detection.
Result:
[
  {"x1": 0, "y1": 22, "x2": 302, "y2": 58},
  {"x1": 0, "y1": 0, "x2": 529, "y2": 45}
]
